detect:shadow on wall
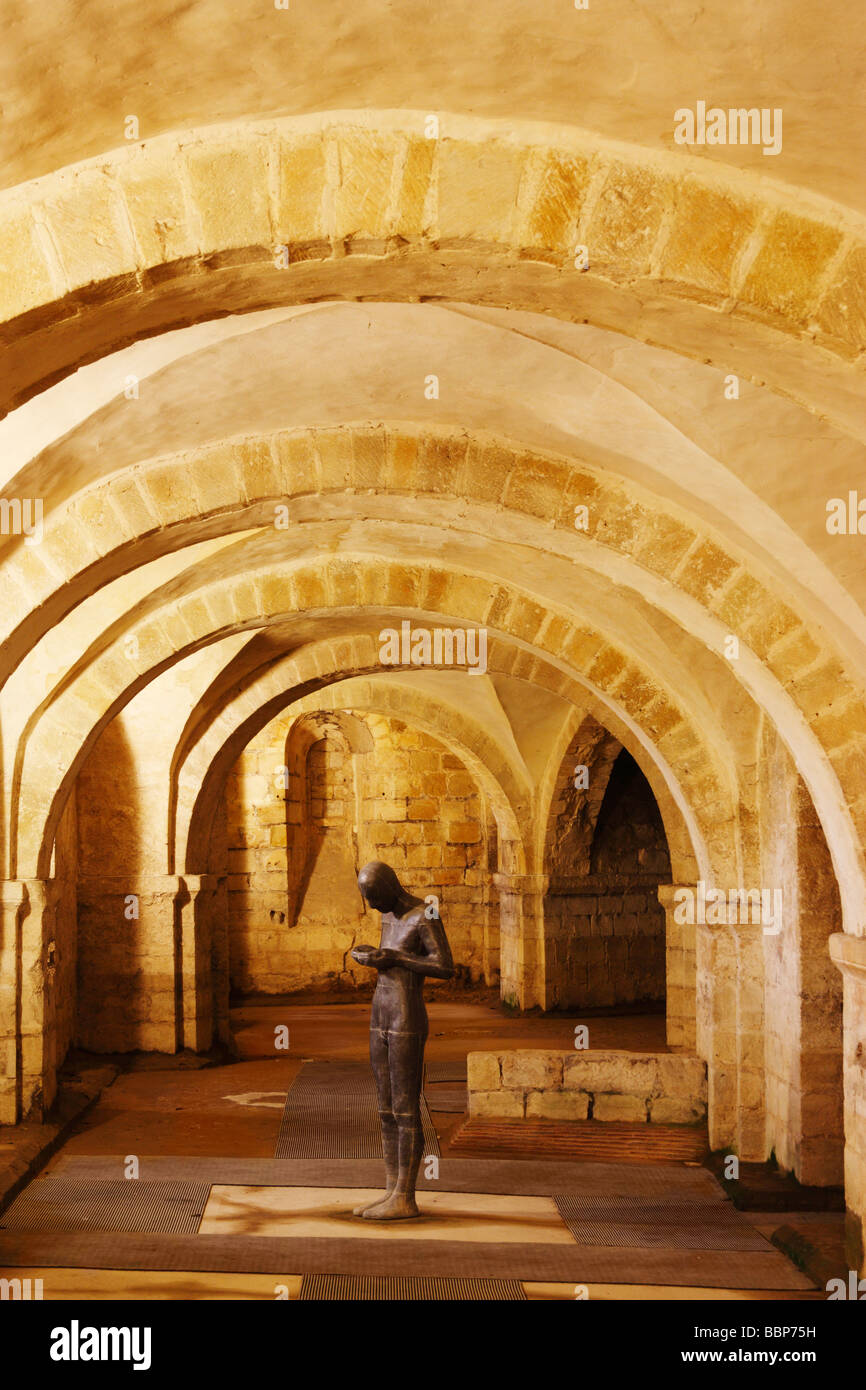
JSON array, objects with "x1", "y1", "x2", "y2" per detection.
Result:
[{"x1": 74, "y1": 717, "x2": 154, "y2": 1051}]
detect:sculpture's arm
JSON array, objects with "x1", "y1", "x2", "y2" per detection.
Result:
[{"x1": 389, "y1": 911, "x2": 454, "y2": 979}]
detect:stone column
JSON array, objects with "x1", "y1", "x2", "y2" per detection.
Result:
[
  {"x1": 0, "y1": 881, "x2": 23, "y2": 1124},
  {"x1": 0, "y1": 879, "x2": 58, "y2": 1123},
  {"x1": 77, "y1": 875, "x2": 179, "y2": 1054},
  {"x1": 829, "y1": 933, "x2": 866, "y2": 1275},
  {"x1": 493, "y1": 871, "x2": 548, "y2": 1010},
  {"x1": 696, "y1": 917, "x2": 740, "y2": 1153},
  {"x1": 658, "y1": 884, "x2": 697, "y2": 1052},
  {"x1": 730, "y1": 921, "x2": 767, "y2": 1162},
  {"x1": 208, "y1": 875, "x2": 232, "y2": 1046},
  {"x1": 176, "y1": 874, "x2": 219, "y2": 1052}
]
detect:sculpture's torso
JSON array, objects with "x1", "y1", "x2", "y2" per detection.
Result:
[{"x1": 371, "y1": 903, "x2": 429, "y2": 1036}]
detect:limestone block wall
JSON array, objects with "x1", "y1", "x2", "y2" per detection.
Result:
[
  {"x1": 76, "y1": 879, "x2": 179, "y2": 1053},
  {"x1": 761, "y1": 725, "x2": 844, "y2": 1185},
  {"x1": 223, "y1": 709, "x2": 496, "y2": 994},
  {"x1": 544, "y1": 879, "x2": 666, "y2": 1007},
  {"x1": 224, "y1": 713, "x2": 367, "y2": 993},
  {"x1": 543, "y1": 745, "x2": 671, "y2": 1010},
  {"x1": 357, "y1": 715, "x2": 496, "y2": 983},
  {"x1": 468, "y1": 1048, "x2": 707, "y2": 1124}
]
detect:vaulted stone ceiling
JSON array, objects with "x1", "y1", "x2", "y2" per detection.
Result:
[
  {"x1": 3, "y1": 0, "x2": 864, "y2": 208},
  {"x1": 1, "y1": 6, "x2": 865, "y2": 1251}
]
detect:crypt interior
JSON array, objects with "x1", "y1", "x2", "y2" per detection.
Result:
[{"x1": 0, "y1": 0, "x2": 864, "y2": 1301}]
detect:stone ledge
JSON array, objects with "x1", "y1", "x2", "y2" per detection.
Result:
[{"x1": 468, "y1": 1047, "x2": 707, "y2": 1124}]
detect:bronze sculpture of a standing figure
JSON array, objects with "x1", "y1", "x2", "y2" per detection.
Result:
[{"x1": 350, "y1": 861, "x2": 454, "y2": 1219}]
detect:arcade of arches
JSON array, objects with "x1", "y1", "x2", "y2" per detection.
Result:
[{"x1": 0, "y1": 0, "x2": 864, "y2": 1283}]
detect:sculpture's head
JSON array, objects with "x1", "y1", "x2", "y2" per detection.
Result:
[{"x1": 358, "y1": 860, "x2": 403, "y2": 914}]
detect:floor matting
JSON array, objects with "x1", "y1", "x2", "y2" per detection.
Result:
[
  {"x1": 0, "y1": 1230, "x2": 814, "y2": 1289},
  {"x1": 275, "y1": 1061, "x2": 440, "y2": 1159},
  {"x1": 299, "y1": 1273, "x2": 525, "y2": 1299}
]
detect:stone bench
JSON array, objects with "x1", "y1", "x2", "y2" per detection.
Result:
[{"x1": 467, "y1": 1048, "x2": 707, "y2": 1124}]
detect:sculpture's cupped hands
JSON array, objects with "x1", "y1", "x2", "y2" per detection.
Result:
[{"x1": 350, "y1": 945, "x2": 398, "y2": 971}]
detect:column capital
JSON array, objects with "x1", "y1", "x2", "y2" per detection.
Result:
[
  {"x1": 493, "y1": 872, "x2": 549, "y2": 893},
  {"x1": 657, "y1": 883, "x2": 696, "y2": 909},
  {"x1": 77, "y1": 874, "x2": 183, "y2": 891},
  {"x1": 181, "y1": 874, "x2": 222, "y2": 894},
  {"x1": 829, "y1": 931, "x2": 866, "y2": 982}
]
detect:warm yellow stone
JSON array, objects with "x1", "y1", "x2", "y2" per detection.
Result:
[
  {"x1": 526, "y1": 150, "x2": 591, "y2": 254},
  {"x1": 333, "y1": 131, "x2": 398, "y2": 241},
  {"x1": 661, "y1": 182, "x2": 757, "y2": 296},
  {"x1": 437, "y1": 139, "x2": 525, "y2": 243},
  {"x1": 0, "y1": 203, "x2": 55, "y2": 318},
  {"x1": 587, "y1": 163, "x2": 669, "y2": 270},
  {"x1": 117, "y1": 149, "x2": 198, "y2": 264},
  {"x1": 675, "y1": 540, "x2": 738, "y2": 603},
  {"x1": 397, "y1": 137, "x2": 435, "y2": 237},
  {"x1": 276, "y1": 135, "x2": 327, "y2": 243},
  {"x1": 184, "y1": 138, "x2": 271, "y2": 251},
  {"x1": 742, "y1": 212, "x2": 843, "y2": 320},
  {"x1": 40, "y1": 168, "x2": 138, "y2": 288}
]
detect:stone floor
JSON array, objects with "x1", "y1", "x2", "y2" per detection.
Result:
[{"x1": 0, "y1": 996, "x2": 838, "y2": 1300}]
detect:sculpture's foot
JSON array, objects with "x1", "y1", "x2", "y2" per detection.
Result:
[
  {"x1": 358, "y1": 1192, "x2": 420, "y2": 1221},
  {"x1": 351, "y1": 1193, "x2": 394, "y2": 1216}
]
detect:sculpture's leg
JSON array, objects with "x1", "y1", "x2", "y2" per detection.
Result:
[
  {"x1": 353, "y1": 1026, "x2": 397, "y2": 1216},
  {"x1": 360, "y1": 1028, "x2": 426, "y2": 1220}
]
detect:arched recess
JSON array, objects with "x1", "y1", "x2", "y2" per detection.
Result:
[
  {"x1": 208, "y1": 689, "x2": 511, "y2": 998},
  {"x1": 1, "y1": 114, "x2": 863, "y2": 425},
  {"x1": 542, "y1": 714, "x2": 623, "y2": 877},
  {"x1": 540, "y1": 713, "x2": 673, "y2": 1015},
  {"x1": 220, "y1": 708, "x2": 375, "y2": 996}
]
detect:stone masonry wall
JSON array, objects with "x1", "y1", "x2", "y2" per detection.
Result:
[
  {"x1": 224, "y1": 709, "x2": 495, "y2": 993},
  {"x1": 544, "y1": 749, "x2": 671, "y2": 1008},
  {"x1": 358, "y1": 714, "x2": 496, "y2": 983},
  {"x1": 545, "y1": 880, "x2": 666, "y2": 1008}
]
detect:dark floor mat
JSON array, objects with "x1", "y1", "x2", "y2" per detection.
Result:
[
  {"x1": 0, "y1": 1179, "x2": 209, "y2": 1235},
  {"x1": 451, "y1": 1117, "x2": 708, "y2": 1163},
  {"x1": 425, "y1": 1061, "x2": 468, "y2": 1084},
  {"x1": 51, "y1": 1154, "x2": 728, "y2": 1199},
  {"x1": 299, "y1": 1273, "x2": 525, "y2": 1300},
  {"x1": 275, "y1": 1061, "x2": 440, "y2": 1159},
  {"x1": 0, "y1": 1231, "x2": 815, "y2": 1289},
  {"x1": 555, "y1": 1194, "x2": 769, "y2": 1252}
]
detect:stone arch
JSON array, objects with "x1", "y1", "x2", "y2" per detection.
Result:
[
  {"x1": 5, "y1": 425, "x2": 865, "y2": 932},
  {"x1": 5, "y1": 422, "x2": 860, "y2": 687},
  {"x1": 10, "y1": 542, "x2": 828, "y2": 922},
  {"x1": 209, "y1": 691, "x2": 512, "y2": 993},
  {"x1": 541, "y1": 713, "x2": 623, "y2": 878},
  {"x1": 174, "y1": 662, "x2": 532, "y2": 879},
  {"x1": 539, "y1": 710, "x2": 674, "y2": 1015},
  {"x1": 1, "y1": 114, "x2": 864, "y2": 422}
]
